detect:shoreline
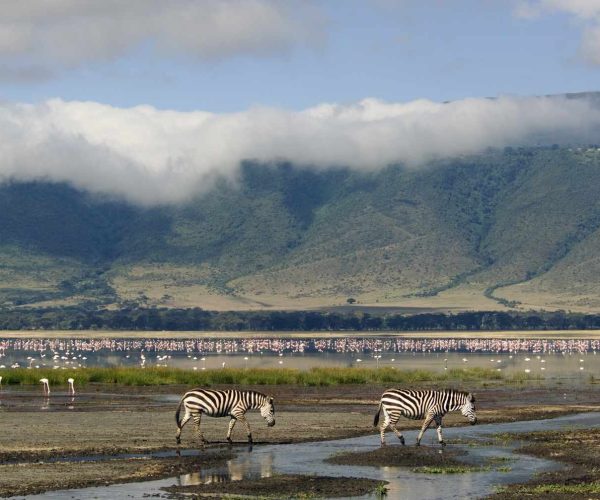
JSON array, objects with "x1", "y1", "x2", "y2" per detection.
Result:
[{"x1": 1, "y1": 329, "x2": 600, "y2": 339}]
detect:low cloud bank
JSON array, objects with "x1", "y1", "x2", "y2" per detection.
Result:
[{"x1": 0, "y1": 95, "x2": 599, "y2": 205}]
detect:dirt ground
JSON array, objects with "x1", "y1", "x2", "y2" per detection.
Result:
[{"x1": 0, "y1": 384, "x2": 599, "y2": 497}]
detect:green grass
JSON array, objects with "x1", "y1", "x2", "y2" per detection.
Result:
[
  {"x1": 374, "y1": 482, "x2": 389, "y2": 497},
  {"x1": 0, "y1": 366, "x2": 517, "y2": 387},
  {"x1": 411, "y1": 465, "x2": 490, "y2": 474},
  {"x1": 497, "y1": 482, "x2": 600, "y2": 495}
]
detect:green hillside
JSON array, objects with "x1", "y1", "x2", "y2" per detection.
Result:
[{"x1": 2, "y1": 146, "x2": 600, "y2": 312}]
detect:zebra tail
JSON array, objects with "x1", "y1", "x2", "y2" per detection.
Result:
[
  {"x1": 373, "y1": 402, "x2": 382, "y2": 427},
  {"x1": 175, "y1": 397, "x2": 184, "y2": 428}
]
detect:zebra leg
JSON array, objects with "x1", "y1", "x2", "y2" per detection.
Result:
[
  {"x1": 193, "y1": 413, "x2": 208, "y2": 445},
  {"x1": 238, "y1": 415, "x2": 253, "y2": 443},
  {"x1": 391, "y1": 422, "x2": 405, "y2": 445},
  {"x1": 416, "y1": 415, "x2": 434, "y2": 446},
  {"x1": 434, "y1": 416, "x2": 445, "y2": 446},
  {"x1": 176, "y1": 408, "x2": 192, "y2": 445},
  {"x1": 231, "y1": 408, "x2": 252, "y2": 443},
  {"x1": 226, "y1": 417, "x2": 237, "y2": 443},
  {"x1": 379, "y1": 409, "x2": 392, "y2": 445}
]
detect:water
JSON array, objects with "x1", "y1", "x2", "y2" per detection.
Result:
[
  {"x1": 0, "y1": 336, "x2": 598, "y2": 377},
  {"x1": 21, "y1": 412, "x2": 600, "y2": 500}
]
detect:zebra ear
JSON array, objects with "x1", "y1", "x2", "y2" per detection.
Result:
[
  {"x1": 467, "y1": 393, "x2": 475, "y2": 402},
  {"x1": 269, "y1": 397, "x2": 274, "y2": 404}
]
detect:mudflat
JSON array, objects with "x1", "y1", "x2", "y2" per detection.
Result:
[
  {"x1": 488, "y1": 428, "x2": 600, "y2": 499},
  {"x1": 0, "y1": 383, "x2": 599, "y2": 497}
]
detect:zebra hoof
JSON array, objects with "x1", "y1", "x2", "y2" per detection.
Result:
[
  {"x1": 226, "y1": 437, "x2": 232, "y2": 445},
  {"x1": 400, "y1": 437, "x2": 405, "y2": 446},
  {"x1": 440, "y1": 441, "x2": 447, "y2": 447},
  {"x1": 415, "y1": 442, "x2": 420, "y2": 447},
  {"x1": 176, "y1": 438, "x2": 181, "y2": 445}
]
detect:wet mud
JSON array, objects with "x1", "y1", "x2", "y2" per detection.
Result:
[
  {"x1": 1, "y1": 384, "x2": 600, "y2": 498},
  {"x1": 488, "y1": 428, "x2": 600, "y2": 499},
  {"x1": 326, "y1": 444, "x2": 467, "y2": 467},
  {"x1": 163, "y1": 474, "x2": 386, "y2": 499},
  {"x1": 0, "y1": 451, "x2": 233, "y2": 498}
]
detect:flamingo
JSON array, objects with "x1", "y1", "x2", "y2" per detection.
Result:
[
  {"x1": 40, "y1": 378, "x2": 50, "y2": 395},
  {"x1": 68, "y1": 378, "x2": 75, "y2": 395}
]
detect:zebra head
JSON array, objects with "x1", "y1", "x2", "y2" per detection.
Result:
[
  {"x1": 460, "y1": 393, "x2": 477, "y2": 425},
  {"x1": 260, "y1": 396, "x2": 276, "y2": 427}
]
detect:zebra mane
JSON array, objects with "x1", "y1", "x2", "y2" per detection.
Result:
[
  {"x1": 445, "y1": 389, "x2": 472, "y2": 404},
  {"x1": 244, "y1": 390, "x2": 271, "y2": 407}
]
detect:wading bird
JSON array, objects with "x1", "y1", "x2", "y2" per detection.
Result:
[
  {"x1": 39, "y1": 378, "x2": 50, "y2": 395},
  {"x1": 68, "y1": 377, "x2": 75, "y2": 395}
]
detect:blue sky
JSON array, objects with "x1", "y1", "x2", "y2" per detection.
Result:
[
  {"x1": 1, "y1": 1, "x2": 600, "y2": 205},
  {"x1": 0, "y1": 0, "x2": 597, "y2": 111}
]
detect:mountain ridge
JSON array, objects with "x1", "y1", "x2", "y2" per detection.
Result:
[{"x1": 2, "y1": 145, "x2": 600, "y2": 312}]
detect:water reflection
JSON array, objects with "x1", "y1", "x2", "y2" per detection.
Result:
[{"x1": 178, "y1": 451, "x2": 274, "y2": 486}]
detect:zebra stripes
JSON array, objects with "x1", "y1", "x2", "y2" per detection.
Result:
[
  {"x1": 175, "y1": 389, "x2": 275, "y2": 445},
  {"x1": 374, "y1": 389, "x2": 477, "y2": 446}
]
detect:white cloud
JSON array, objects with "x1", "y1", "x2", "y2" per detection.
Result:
[
  {"x1": 0, "y1": 0, "x2": 324, "y2": 78},
  {"x1": 515, "y1": 0, "x2": 600, "y2": 64},
  {"x1": 0, "y1": 95, "x2": 598, "y2": 205}
]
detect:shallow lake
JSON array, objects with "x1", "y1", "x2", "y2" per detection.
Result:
[{"x1": 0, "y1": 335, "x2": 598, "y2": 378}]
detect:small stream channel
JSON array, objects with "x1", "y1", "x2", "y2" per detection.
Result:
[{"x1": 19, "y1": 412, "x2": 600, "y2": 500}]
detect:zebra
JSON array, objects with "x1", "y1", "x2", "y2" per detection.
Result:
[
  {"x1": 175, "y1": 389, "x2": 275, "y2": 445},
  {"x1": 374, "y1": 389, "x2": 477, "y2": 446}
]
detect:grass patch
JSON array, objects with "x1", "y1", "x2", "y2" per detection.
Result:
[
  {"x1": 522, "y1": 482, "x2": 600, "y2": 494},
  {"x1": 496, "y1": 482, "x2": 600, "y2": 495},
  {"x1": 412, "y1": 465, "x2": 490, "y2": 474},
  {"x1": 0, "y1": 366, "x2": 512, "y2": 387},
  {"x1": 375, "y1": 482, "x2": 389, "y2": 497}
]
